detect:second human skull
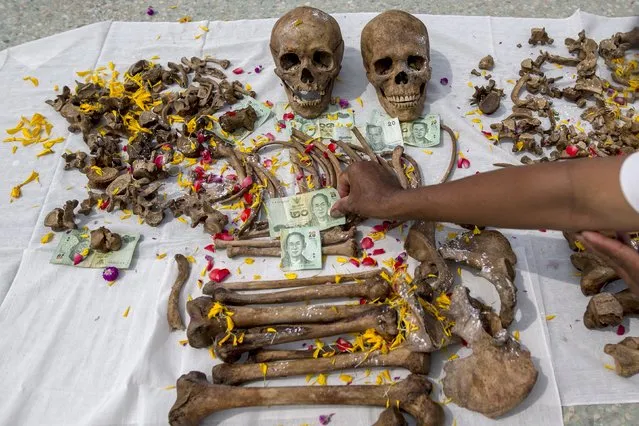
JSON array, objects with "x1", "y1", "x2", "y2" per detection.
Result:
[
  {"x1": 361, "y1": 10, "x2": 432, "y2": 121},
  {"x1": 270, "y1": 7, "x2": 344, "y2": 118}
]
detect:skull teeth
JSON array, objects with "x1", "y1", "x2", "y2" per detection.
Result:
[
  {"x1": 292, "y1": 94, "x2": 322, "y2": 106},
  {"x1": 386, "y1": 94, "x2": 421, "y2": 103}
]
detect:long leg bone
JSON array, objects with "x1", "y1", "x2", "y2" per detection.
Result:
[
  {"x1": 215, "y1": 306, "x2": 398, "y2": 362},
  {"x1": 604, "y1": 337, "x2": 639, "y2": 377},
  {"x1": 439, "y1": 230, "x2": 518, "y2": 327},
  {"x1": 214, "y1": 225, "x2": 355, "y2": 248},
  {"x1": 226, "y1": 239, "x2": 358, "y2": 258},
  {"x1": 584, "y1": 289, "x2": 639, "y2": 329},
  {"x1": 167, "y1": 254, "x2": 191, "y2": 332},
  {"x1": 203, "y1": 269, "x2": 381, "y2": 292},
  {"x1": 187, "y1": 296, "x2": 378, "y2": 348},
  {"x1": 210, "y1": 277, "x2": 390, "y2": 305},
  {"x1": 169, "y1": 372, "x2": 443, "y2": 426},
  {"x1": 249, "y1": 349, "x2": 319, "y2": 362},
  {"x1": 211, "y1": 347, "x2": 429, "y2": 385}
]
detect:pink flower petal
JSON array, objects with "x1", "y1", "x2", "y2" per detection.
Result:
[
  {"x1": 360, "y1": 237, "x2": 374, "y2": 250},
  {"x1": 617, "y1": 324, "x2": 626, "y2": 335},
  {"x1": 232, "y1": 68, "x2": 244, "y2": 75},
  {"x1": 73, "y1": 253, "x2": 84, "y2": 265},
  {"x1": 240, "y1": 175, "x2": 253, "y2": 188},
  {"x1": 457, "y1": 158, "x2": 471, "y2": 169}
]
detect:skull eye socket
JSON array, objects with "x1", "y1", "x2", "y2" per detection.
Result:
[
  {"x1": 374, "y1": 57, "x2": 393, "y2": 75},
  {"x1": 408, "y1": 55, "x2": 425, "y2": 71},
  {"x1": 280, "y1": 53, "x2": 301, "y2": 70},
  {"x1": 312, "y1": 50, "x2": 333, "y2": 69}
]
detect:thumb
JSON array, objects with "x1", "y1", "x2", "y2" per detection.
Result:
[{"x1": 330, "y1": 196, "x2": 349, "y2": 218}]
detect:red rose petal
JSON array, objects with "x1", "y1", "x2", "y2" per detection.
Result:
[
  {"x1": 240, "y1": 175, "x2": 253, "y2": 188},
  {"x1": 243, "y1": 192, "x2": 253, "y2": 204},
  {"x1": 362, "y1": 257, "x2": 377, "y2": 267},
  {"x1": 232, "y1": 68, "x2": 244, "y2": 75},
  {"x1": 617, "y1": 324, "x2": 626, "y2": 335},
  {"x1": 283, "y1": 112, "x2": 295, "y2": 121},
  {"x1": 359, "y1": 298, "x2": 367, "y2": 305},
  {"x1": 240, "y1": 208, "x2": 251, "y2": 222},
  {"x1": 372, "y1": 248, "x2": 386, "y2": 256},
  {"x1": 349, "y1": 259, "x2": 360, "y2": 267},
  {"x1": 209, "y1": 268, "x2": 230, "y2": 283},
  {"x1": 565, "y1": 145, "x2": 579, "y2": 157},
  {"x1": 360, "y1": 237, "x2": 374, "y2": 250},
  {"x1": 204, "y1": 244, "x2": 216, "y2": 252},
  {"x1": 304, "y1": 143, "x2": 315, "y2": 154},
  {"x1": 327, "y1": 142, "x2": 337, "y2": 153},
  {"x1": 335, "y1": 337, "x2": 352, "y2": 352},
  {"x1": 457, "y1": 158, "x2": 471, "y2": 169},
  {"x1": 213, "y1": 231, "x2": 234, "y2": 241}
]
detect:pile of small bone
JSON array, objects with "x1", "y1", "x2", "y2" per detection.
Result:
[
  {"x1": 563, "y1": 232, "x2": 639, "y2": 377},
  {"x1": 44, "y1": 56, "x2": 253, "y2": 235},
  {"x1": 489, "y1": 27, "x2": 638, "y2": 163},
  {"x1": 169, "y1": 222, "x2": 539, "y2": 425}
]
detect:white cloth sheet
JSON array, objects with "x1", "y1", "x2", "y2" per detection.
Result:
[{"x1": 0, "y1": 10, "x2": 637, "y2": 425}]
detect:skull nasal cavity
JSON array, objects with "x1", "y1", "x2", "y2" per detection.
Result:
[
  {"x1": 301, "y1": 68, "x2": 314, "y2": 84},
  {"x1": 395, "y1": 72, "x2": 409, "y2": 85}
]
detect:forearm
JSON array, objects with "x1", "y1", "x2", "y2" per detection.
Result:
[{"x1": 390, "y1": 156, "x2": 638, "y2": 231}]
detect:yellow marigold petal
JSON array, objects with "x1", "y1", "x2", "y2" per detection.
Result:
[
  {"x1": 473, "y1": 226, "x2": 482, "y2": 235},
  {"x1": 244, "y1": 258, "x2": 255, "y2": 265},
  {"x1": 447, "y1": 353, "x2": 459, "y2": 361},
  {"x1": 266, "y1": 327, "x2": 277, "y2": 333},
  {"x1": 23, "y1": 76, "x2": 39, "y2": 87},
  {"x1": 447, "y1": 232, "x2": 458, "y2": 240},
  {"x1": 253, "y1": 274, "x2": 262, "y2": 280},
  {"x1": 336, "y1": 256, "x2": 349, "y2": 264},
  {"x1": 217, "y1": 332, "x2": 232, "y2": 346},
  {"x1": 574, "y1": 241, "x2": 586, "y2": 251},
  {"x1": 185, "y1": 255, "x2": 196, "y2": 264},
  {"x1": 163, "y1": 385, "x2": 176, "y2": 390},
  {"x1": 122, "y1": 306, "x2": 131, "y2": 317},
  {"x1": 339, "y1": 374, "x2": 353, "y2": 384},
  {"x1": 356, "y1": 97, "x2": 363, "y2": 107},
  {"x1": 178, "y1": 15, "x2": 192, "y2": 23},
  {"x1": 226, "y1": 316, "x2": 235, "y2": 332},
  {"x1": 40, "y1": 232, "x2": 54, "y2": 244},
  {"x1": 284, "y1": 272, "x2": 298, "y2": 279},
  {"x1": 156, "y1": 252, "x2": 167, "y2": 259},
  {"x1": 317, "y1": 373, "x2": 327, "y2": 385},
  {"x1": 513, "y1": 330, "x2": 520, "y2": 341},
  {"x1": 604, "y1": 364, "x2": 616, "y2": 371},
  {"x1": 260, "y1": 363, "x2": 268, "y2": 377},
  {"x1": 209, "y1": 347, "x2": 216, "y2": 359},
  {"x1": 545, "y1": 314, "x2": 556, "y2": 321},
  {"x1": 178, "y1": 339, "x2": 188, "y2": 346}
]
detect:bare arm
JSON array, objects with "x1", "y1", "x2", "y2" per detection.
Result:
[{"x1": 331, "y1": 156, "x2": 639, "y2": 232}]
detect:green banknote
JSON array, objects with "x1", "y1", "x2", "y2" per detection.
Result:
[
  {"x1": 274, "y1": 103, "x2": 355, "y2": 142},
  {"x1": 266, "y1": 188, "x2": 345, "y2": 238},
  {"x1": 401, "y1": 114, "x2": 441, "y2": 147},
  {"x1": 280, "y1": 226, "x2": 322, "y2": 271},
  {"x1": 50, "y1": 229, "x2": 140, "y2": 269},
  {"x1": 362, "y1": 109, "x2": 404, "y2": 153}
]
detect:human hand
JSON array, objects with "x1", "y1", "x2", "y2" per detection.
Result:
[
  {"x1": 330, "y1": 161, "x2": 404, "y2": 219},
  {"x1": 579, "y1": 231, "x2": 639, "y2": 295}
]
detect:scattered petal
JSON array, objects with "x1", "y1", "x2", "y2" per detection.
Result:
[
  {"x1": 338, "y1": 98, "x2": 349, "y2": 108},
  {"x1": 336, "y1": 337, "x2": 352, "y2": 352},
  {"x1": 260, "y1": 363, "x2": 268, "y2": 377},
  {"x1": 513, "y1": 330, "x2": 520, "y2": 341},
  {"x1": 372, "y1": 248, "x2": 386, "y2": 256},
  {"x1": 457, "y1": 158, "x2": 471, "y2": 169},
  {"x1": 73, "y1": 253, "x2": 84, "y2": 265},
  {"x1": 156, "y1": 252, "x2": 167, "y2": 259},
  {"x1": 349, "y1": 258, "x2": 360, "y2": 267},
  {"x1": 146, "y1": 6, "x2": 155, "y2": 15},
  {"x1": 240, "y1": 175, "x2": 253, "y2": 188},
  {"x1": 360, "y1": 237, "x2": 374, "y2": 250},
  {"x1": 545, "y1": 314, "x2": 556, "y2": 321},
  {"x1": 40, "y1": 232, "x2": 54, "y2": 244},
  {"x1": 284, "y1": 272, "x2": 298, "y2": 279},
  {"x1": 617, "y1": 324, "x2": 626, "y2": 335},
  {"x1": 232, "y1": 67, "x2": 244, "y2": 75},
  {"x1": 319, "y1": 413, "x2": 335, "y2": 425},
  {"x1": 23, "y1": 76, "x2": 39, "y2": 87},
  {"x1": 440, "y1": 77, "x2": 449, "y2": 85},
  {"x1": 178, "y1": 15, "x2": 192, "y2": 23},
  {"x1": 122, "y1": 306, "x2": 131, "y2": 317},
  {"x1": 204, "y1": 244, "x2": 215, "y2": 252},
  {"x1": 604, "y1": 363, "x2": 616, "y2": 371},
  {"x1": 565, "y1": 145, "x2": 579, "y2": 157},
  {"x1": 214, "y1": 231, "x2": 234, "y2": 241},
  {"x1": 209, "y1": 268, "x2": 231, "y2": 283},
  {"x1": 244, "y1": 258, "x2": 255, "y2": 265},
  {"x1": 362, "y1": 257, "x2": 377, "y2": 267}
]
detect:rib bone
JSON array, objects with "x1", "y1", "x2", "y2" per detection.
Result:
[
  {"x1": 187, "y1": 296, "x2": 378, "y2": 348},
  {"x1": 167, "y1": 254, "x2": 191, "y2": 332},
  {"x1": 215, "y1": 306, "x2": 398, "y2": 362},
  {"x1": 169, "y1": 371, "x2": 443, "y2": 426},
  {"x1": 203, "y1": 269, "x2": 381, "y2": 292},
  {"x1": 212, "y1": 347, "x2": 429, "y2": 385},
  {"x1": 209, "y1": 276, "x2": 390, "y2": 305},
  {"x1": 226, "y1": 239, "x2": 357, "y2": 258}
]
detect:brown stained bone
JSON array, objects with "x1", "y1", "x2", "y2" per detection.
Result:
[
  {"x1": 211, "y1": 347, "x2": 429, "y2": 385},
  {"x1": 86, "y1": 167, "x2": 119, "y2": 189},
  {"x1": 214, "y1": 305, "x2": 398, "y2": 362},
  {"x1": 439, "y1": 124, "x2": 459, "y2": 184},
  {"x1": 401, "y1": 152, "x2": 423, "y2": 188},
  {"x1": 391, "y1": 146, "x2": 410, "y2": 189},
  {"x1": 226, "y1": 239, "x2": 357, "y2": 258},
  {"x1": 62, "y1": 151, "x2": 87, "y2": 170},
  {"x1": 529, "y1": 27, "x2": 554, "y2": 45},
  {"x1": 167, "y1": 254, "x2": 191, "y2": 332},
  {"x1": 440, "y1": 230, "x2": 518, "y2": 327},
  {"x1": 89, "y1": 226, "x2": 122, "y2": 253},
  {"x1": 203, "y1": 269, "x2": 381, "y2": 292},
  {"x1": 471, "y1": 79, "x2": 504, "y2": 115},
  {"x1": 604, "y1": 337, "x2": 639, "y2": 377},
  {"x1": 219, "y1": 106, "x2": 258, "y2": 134},
  {"x1": 374, "y1": 407, "x2": 407, "y2": 426},
  {"x1": 571, "y1": 251, "x2": 620, "y2": 296},
  {"x1": 405, "y1": 221, "x2": 454, "y2": 294},
  {"x1": 187, "y1": 296, "x2": 378, "y2": 347},
  {"x1": 478, "y1": 55, "x2": 494, "y2": 70},
  {"x1": 204, "y1": 56, "x2": 231, "y2": 69},
  {"x1": 216, "y1": 225, "x2": 355, "y2": 249},
  {"x1": 250, "y1": 349, "x2": 318, "y2": 362},
  {"x1": 442, "y1": 332, "x2": 538, "y2": 418},
  {"x1": 584, "y1": 290, "x2": 639, "y2": 329},
  {"x1": 44, "y1": 200, "x2": 79, "y2": 232},
  {"x1": 169, "y1": 371, "x2": 443, "y2": 426},
  {"x1": 210, "y1": 276, "x2": 390, "y2": 305}
]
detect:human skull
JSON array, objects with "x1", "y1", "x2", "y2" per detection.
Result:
[
  {"x1": 361, "y1": 11, "x2": 432, "y2": 121},
  {"x1": 270, "y1": 7, "x2": 344, "y2": 118}
]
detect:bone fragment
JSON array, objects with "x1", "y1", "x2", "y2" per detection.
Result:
[
  {"x1": 169, "y1": 371, "x2": 443, "y2": 426},
  {"x1": 214, "y1": 225, "x2": 355, "y2": 249},
  {"x1": 167, "y1": 254, "x2": 191, "y2": 332},
  {"x1": 604, "y1": 337, "x2": 639, "y2": 377},
  {"x1": 210, "y1": 276, "x2": 390, "y2": 305},
  {"x1": 211, "y1": 347, "x2": 429, "y2": 385},
  {"x1": 374, "y1": 407, "x2": 408, "y2": 426},
  {"x1": 584, "y1": 290, "x2": 639, "y2": 329},
  {"x1": 214, "y1": 305, "x2": 398, "y2": 362},
  {"x1": 187, "y1": 296, "x2": 378, "y2": 348},
  {"x1": 203, "y1": 269, "x2": 381, "y2": 292},
  {"x1": 391, "y1": 146, "x2": 410, "y2": 189},
  {"x1": 571, "y1": 251, "x2": 620, "y2": 296},
  {"x1": 226, "y1": 239, "x2": 357, "y2": 258},
  {"x1": 405, "y1": 221, "x2": 454, "y2": 294}
]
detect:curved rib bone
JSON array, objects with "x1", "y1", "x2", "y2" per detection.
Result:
[
  {"x1": 203, "y1": 269, "x2": 381, "y2": 292},
  {"x1": 226, "y1": 239, "x2": 357, "y2": 258},
  {"x1": 211, "y1": 347, "x2": 429, "y2": 385},
  {"x1": 584, "y1": 290, "x2": 639, "y2": 329},
  {"x1": 167, "y1": 254, "x2": 191, "y2": 332},
  {"x1": 169, "y1": 372, "x2": 443, "y2": 426},
  {"x1": 391, "y1": 146, "x2": 410, "y2": 189},
  {"x1": 439, "y1": 230, "x2": 518, "y2": 327},
  {"x1": 215, "y1": 306, "x2": 398, "y2": 362},
  {"x1": 209, "y1": 276, "x2": 390, "y2": 305},
  {"x1": 187, "y1": 296, "x2": 377, "y2": 348}
]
